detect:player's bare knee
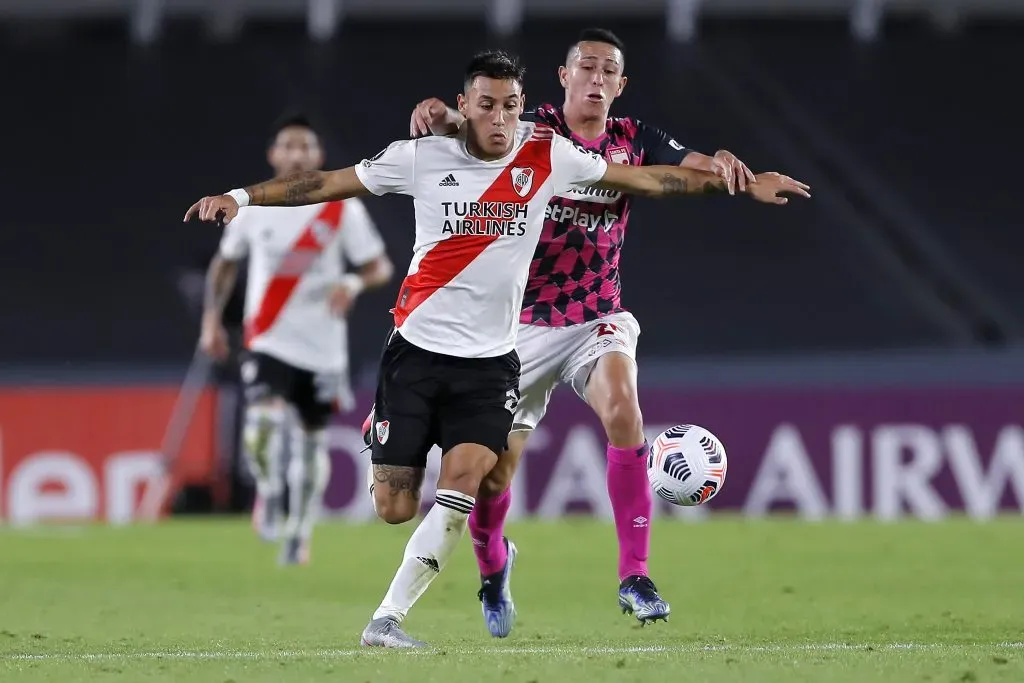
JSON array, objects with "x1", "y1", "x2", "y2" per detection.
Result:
[
  {"x1": 439, "y1": 468, "x2": 486, "y2": 499},
  {"x1": 586, "y1": 353, "x2": 643, "y2": 445},
  {"x1": 372, "y1": 487, "x2": 419, "y2": 524},
  {"x1": 373, "y1": 495, "x2": 418, "y2": 524},
  {"x1": 600, "y1": 397, "x2": 644, "y2": 447},
  {"x1": 439, "y1": 444, "x2": 498, "y2": 497},
  {"x1": 370, "y1": 465, "x2": 424, "y2": 524}
]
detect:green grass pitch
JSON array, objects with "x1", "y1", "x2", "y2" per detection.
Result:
[{"x1": 1, "y1": 517, "x2": 1022, "y2": 682}]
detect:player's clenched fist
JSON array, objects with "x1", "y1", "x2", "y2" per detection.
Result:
[
  {"x1": 410, "y1": 97, "x2": 452, "y2": 138},
  {"x1": 199, "y1": 315, "x2": 230, "y2": 361},
  {"x1": 748, "y1": 172, "x2": 811, "y2": 206},
  {"x1": 183, "y1": 194, "x2": 242, "y2": 224}
]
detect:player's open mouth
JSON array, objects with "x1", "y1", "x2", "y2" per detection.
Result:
[
  {"x1": 490, "y1": 133, "x2": 507, "y2": 142},
  {"x1": 586, "y1": 93, "x2": 604, "y2": 102}
]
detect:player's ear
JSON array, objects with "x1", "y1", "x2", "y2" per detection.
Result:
[
  {"x1": 456, "y1": 93, "x2": 467, "y2": 116},
  {"x1": 557, "y1": 65, "x2": 569, "y2": 89},
  {"x1": 518, "y1": 92, "x2": 526, "y2": 114},
  {"x1": 616, "y1": 75, "x2": 628, "y2": 98}
]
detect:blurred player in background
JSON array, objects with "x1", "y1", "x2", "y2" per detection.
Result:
[
  {"x1": 408, "y1": 28, "x2": 761, "y2": 632},
  {"x1": 200, "y1": 113, "x2": 394, "y2": 565}
]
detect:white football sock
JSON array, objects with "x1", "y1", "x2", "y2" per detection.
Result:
[
  {"x1": 284, "y1": 428, "x2": 331, "y2": 541},
  {"x1": 243, "y1": 404, "x2": 285, "y2": 503},
  {"x1": 372, "y1": 489, "x2": 475, "y2": 623}
]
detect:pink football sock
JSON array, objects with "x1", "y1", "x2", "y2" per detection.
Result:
[
  {"x1": 607, "y1": 442, "x2": 652, "y2": 581},
  {"x1": 468, "y1": 487, "x2": 511, "y2": 576}
]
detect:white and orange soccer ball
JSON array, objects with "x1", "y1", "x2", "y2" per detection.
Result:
[{"x1": 648, "y1": 424, "x2": 728, "y2": 506}]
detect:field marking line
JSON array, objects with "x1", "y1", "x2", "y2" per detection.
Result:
[{"x1": 4, "y1": 642, "x2": 1023, "y2": 662}]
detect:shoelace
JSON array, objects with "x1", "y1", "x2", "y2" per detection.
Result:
[
  {"x1": 477, "y1": 578, "x2": 502, "y2": 604},
  {"x1": 630, "y1": 576, "x2": 660, "y2": 598}
]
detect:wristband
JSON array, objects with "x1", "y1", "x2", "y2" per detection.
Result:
[
  {"x1": 226, "y1": 188, "x2": 250, "y2": 208},
  {"x1": 341, "y1": 274, "x2": 365, "y2": 296}
]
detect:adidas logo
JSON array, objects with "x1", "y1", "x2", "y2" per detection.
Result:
[
  {"x1": 416, "y1": 556, "x2": 440, "y2": 573},
  {"x1": 438, "y1": 173, "x2": 459, "y2": 187}
]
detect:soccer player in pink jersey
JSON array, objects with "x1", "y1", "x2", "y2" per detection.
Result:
[
  {"x1": 406, "y1": 29, "x2": 763, "y2": 634},
  {"x1": 188, "y1": 50, "x2": 808, "y2": 647}
]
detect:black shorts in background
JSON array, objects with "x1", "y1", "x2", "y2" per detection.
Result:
[
  {"x1": 240, "y1": 351, "x2": 348, "y2": 430},
  {"x1": 369, "y1": 330, "x2": 521, "y2": 469}
]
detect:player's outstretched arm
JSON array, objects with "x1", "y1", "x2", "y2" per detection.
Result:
[
  {"x1": 593, "y1": 164, "x2": 811, "y2": 204},
  {"x1": 183, "y1": 167, "x2": 370, "y2": 225},
  {"x1": 241, "y1": 167, "x2": 370, "y2": 206},
  {"x1": 592, "y1": 164, "x2": 725, "y2": 197}
]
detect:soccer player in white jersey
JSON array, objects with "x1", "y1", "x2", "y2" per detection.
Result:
[
  {"x1": 185, "y1": 51, "x2": 809, "y2": 646},
  {"x1": 199, "y1": 113, "x2": 393, "y2": 565}
]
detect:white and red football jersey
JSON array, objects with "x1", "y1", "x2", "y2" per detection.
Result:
[
  {"x1": 353, "y1": 121, "x2": 608, "y2": 358},
  {"x1": 218, "y1": 198, "x2": 385, "y2": 373}
]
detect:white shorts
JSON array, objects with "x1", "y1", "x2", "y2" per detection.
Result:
[{"x1": 513, "y1": 311, "x2": 640, "y2": 430}]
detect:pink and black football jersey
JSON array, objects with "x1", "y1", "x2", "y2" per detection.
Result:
[{"x1": 518, "y1": 104, "x2": 692, "y2": 327}]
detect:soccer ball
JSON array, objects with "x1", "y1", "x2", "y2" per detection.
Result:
[{"x1": 647, "y1": 424, "x2": 728, "y2": 506}]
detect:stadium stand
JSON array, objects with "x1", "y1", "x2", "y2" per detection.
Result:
[{"x1": 0, "y1": 20, "x2": 1018, "y2": 372}]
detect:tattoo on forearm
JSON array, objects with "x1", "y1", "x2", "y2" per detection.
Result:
[
  {"x1": 245, "y1": 171, "x2": 325, "y2": 207},
  {"x1": 659, "y1": 173, "x2": 727, "y2": 196},
  {"x1": 372, "y1": 465, "x2": 424, "y2": 500},
  {"x1": 696, "y1": 179, "x2": 727, "y2": 195},
  {"x1": 283, "y1": 171, "x2": 324, "y2": 205},
  {"x1": 659, "y1": 173, "x2": 688, "y2": 194}
]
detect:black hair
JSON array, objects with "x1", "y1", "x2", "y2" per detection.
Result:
[
  {"x1": 577, "y1": 28, "x2": 622, "y2": 51},
  {"x1": 463, "y1": 50, "x2": 526, "y2": 91},
  {"x1": 575, "y1": 27, "x2": 625, "y2": 52},
  {"x1": 267, "y1": 111, "x2": 321, "y2": 147}
]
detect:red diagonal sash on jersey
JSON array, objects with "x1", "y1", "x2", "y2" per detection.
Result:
[
  {"x1": 244, "y1": 201, "x2": 345, "y2": 346},
  {"x1": 392, "y1": 129, "x2": 555, "y2": 328}
]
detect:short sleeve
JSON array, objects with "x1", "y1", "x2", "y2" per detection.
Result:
[
  {"x1": 636, "y1": 120, "x2": 693, "y2": 167},
  {"x1": 550, "y1": 134, "x2": 608, "y2": 193},
  {"x1": 218, "y1": 208, "x2": 250, "y2": 260},
  {"x1": 338, "y1": 198, "x2": 386, "y2": 268},
  {"x1": 528, "y1": 105, "x2": 564, "y2": 128},
  {"x1": 353, "y1": 139, "x2": 416, "y2": 196}
]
